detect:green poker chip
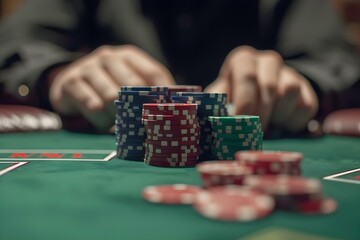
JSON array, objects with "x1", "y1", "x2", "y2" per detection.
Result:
[
  {"x1": 213, "y1": 132, "x2": 263, "y2": 140},
  {"x1": 208, "y1": 115, "x2": 260, "y2": 123}
]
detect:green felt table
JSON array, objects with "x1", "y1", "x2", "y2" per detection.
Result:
[{"x1": 0, "y1": 131, "x2": 359, "y2": 240}]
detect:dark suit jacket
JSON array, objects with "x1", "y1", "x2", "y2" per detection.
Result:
[{"x1": 0, "y1": 0, "x2": 359, "y2": 116}]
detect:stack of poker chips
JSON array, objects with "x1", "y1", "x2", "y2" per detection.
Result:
[
  {"x1": 195, "y1": 151, "x2": 337, "y2": 216},
  {"x1": 171, "y1": 92, "x2": 228, "y2": 161},
  {"x1": 208, "y1": 116, "x2": 263, "y2": 160},
  {"x1": 142, "y1": 103, "x2": 200, "y2": 167},
  {"x1": 115, "y1": 87, "x2": 168, "y2": 160}
]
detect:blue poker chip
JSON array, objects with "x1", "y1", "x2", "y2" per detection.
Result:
[
  {"x1": 118, "y1": 95, "x2": 166, "y2": 103},
  {"x1": 115, "y1": 123, "x2": 144, "y2": 130},
  {"x1": 114, "y1": 100, "x2": 143, "y2": 110},
  {"x1": 115, "y1": 115, "x2": 142, "y2": 122},
  {"x1": 116, "y1": 141, "x2": 146, "y2": 147},
  {"x1": 120, "y1": 86, "x2": 169, "y2": 92},
  {"x1": 197, "y1": 108, "x2": 228, "y2": 117},
  {"x1": 176, "y1": 92, "x2": 227, "y2": 98},
  {"x1": 116, "y1": 110, "x2": 144, "y2": 119},
  {"x1": 118, "y1": 90, "x2": 167, "y2": 96},
  {"x1": 116, "y1": 132, "x2": 146, "y2": 140},
  {"x1": 171, "y1": 95, "x2": 227, "y2": 105},
  {"x1": 117, "y1": 146, "x2": 145, "y2": 153}
]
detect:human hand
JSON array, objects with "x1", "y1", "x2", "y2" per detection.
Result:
[
  {"x1": 49, "y1": 45, "x2": 175, "y2": 130},
  {"x1": 205, "y1": 46, "x2": 318, "y2": 132}
]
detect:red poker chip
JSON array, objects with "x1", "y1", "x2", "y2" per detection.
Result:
[
  {"x1": 145, "y1": 160, "x2": 198, "y2": 167},
  {"x1": 145, "y1": 139, "x2": 199, "y2": 147},
  {"x1": 144, "y1": 122, "x2": 200, "y2": 130},
  {"x1": 145, "y1": 158, "x2": 199, "y2": 166},
  {"x1": 142, "y1": 184, "x2": 201, "y2": 204},
  {"x1": 145, "y1": 154, "x2": 199, "y2": 161},
  {"x1": 145, "y1": 148, "x2": 199, "y2": 155},
  {"x1": 145, "y1": 143, "x2": 199, "y2": 152},
  {"x1": 193, "y1": 186, "x2": 274, "y2": 221},
  {"x1": 243, "y1": 175, "x2": 322, "y2": 196},
  {"x1": 143, "y1": 103, "x2": 197, "y2": 111},
  {"x1": 239, "y1": 160, "x2": 301, "y2": 175},
  {"x1": 142, "y1": 109, "x2": 198, "y2": 116},
  {"x1": 145, "y1": 150, "x2": 199, "y2": 158},
  {"x1": 296, "y1": 197, "x2": 337, "y2": 214},
  {"x1": 146, "y1": 133, "x2": 199, "y2": 142},
  {"x1": 197, "y1": 161, "x2": 253, "y2": 188},
  {"x1": 146, "y1": 126, "x2": 200, "y2": 135},
  {"x1": 142, "y1": 114, "x2": 197, "y2": 121},
  {"x1": 142, "y1": 118, "x2": 199, "y2": 126},
  {"x1": 235, "y1": 151, "x2": 303, "y2": 163}
]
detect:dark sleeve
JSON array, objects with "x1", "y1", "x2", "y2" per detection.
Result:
[
  {"x1": 275, "y1": 0, "x2": 360, "y2": 113},
  {"x1": 0, "y1": 0, "x2": 94, "y2": 108}
]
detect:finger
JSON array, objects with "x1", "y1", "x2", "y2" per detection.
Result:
[
  {"x1": 271, "y1": 67, "x2": 301, "y2": 127},
  {"x1": 63, "y1": 78, "x2": 104, "y2": 112},
  {"x1": 103, "y1": 57, "x2": 146, "y2": 86},
  {"x1": 257, "y1": 51, "x2": 282, "y2": 130},
  {"x1": 63, "y1": 79, "x2": 114, "y2": 130},
  {"x1": 63, "y1": 80, "x2": 114, "y2": 130},
  {"x1": 84, "y1": 65, "x2": 119, "y2": 104},
  {"x1": 204, "y1": 78, "x2": 229, "y2": 94},
  {"x1": 230, "y1": 48, "x2": 258, "y2": 115},
  {"x1": 285, "y1": 78, "x2": 319, "y2": 132},
  {"x1": 124, "y1": 48, "x2": 176, "y2": 86}
]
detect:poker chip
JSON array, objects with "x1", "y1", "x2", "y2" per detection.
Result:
[
  {"x1": 142, "y1": 118, "x2": 198, "y2": 126},
  {"x1": 145, "y1": 126, "x2": 201, "y2": 135},
  {"x1": 142, "y1": 114, "x2": 197, "y2": 121},
  {"x1": 197, "y1": 161, "x2": 253, "y2": 188},
  {"x1": 235, "y1": 151, "x2": 302, "y2": 175},
  {"x1": 143, "y1": 109, "x2": 198, "y2": 116},
  {"x1": 243, "y1": 175, "x2": 321, "y2": 196},
  {"x1": 144, "y1": 159, "x2": 198, "y2": 167},
  {"x1": 146, "y1": 133, "x2": 199, "y2": 141},
  {"x1": 296, "y1": 197, "x2": 337, "y2": 214},
  {"x1": 167, "y1": 85, "x2": 203, "y2": 98},
  {"x1": 120, "y1": 86, "x2": 169, "y2": 92},
  {"x1": 142, "y1": 184, "x2": 201, "y2": 204},
  {"x1": 193, "y1": 186, "x2": 275, "y2": 221}
]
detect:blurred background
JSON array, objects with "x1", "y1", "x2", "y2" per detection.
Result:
[
  {"x1": 1, "y1": 0, "x2": 360, "y2": 52},
  {"x1": 1, "y1": 0, "x2": 360, "y2": 54}
]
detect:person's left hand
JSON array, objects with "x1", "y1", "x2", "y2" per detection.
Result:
[{"x1": 205, "y1": 46, "x2": 318, "y2": 132}]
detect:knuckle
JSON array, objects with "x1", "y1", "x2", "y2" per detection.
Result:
[
  {"x1": 95, "y1": 45, "x2": 113, "y2": 57},
  {"x1": 262, "y1": 50, "x2": 283, "y2": 64},
  {"x1": 229, "y1": 46, "x2": 256, "y2": 60},
  {"x1": 283, "y1": 76, "x2": 301, "y2": 94},
  {"x1": 234, "y1": 45, "x2": 256, "y2": 55},
  {"x1": 118, "y1": 44, "x2": 140, "y2": 54}
]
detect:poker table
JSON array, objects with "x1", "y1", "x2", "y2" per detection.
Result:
[{"x1": 0, "y1": 130, "x2": 359, "y2": 240}]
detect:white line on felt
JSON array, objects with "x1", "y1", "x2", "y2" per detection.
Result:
[
  {"x1": 323, "y1": 177, "x2": 360, "y2": 185},
  {"x1": 0, "y1": 162, "x2": 28, "y2": 176},
  {"x1": 103, "y1": 151, "x2": 117, "y2": 161},
  {"x1": 323, "y1": 168, "x2": 360, "y2": 179},
  {"x1": 0, "y1": 149, "x2": 113, "y2": 154}
]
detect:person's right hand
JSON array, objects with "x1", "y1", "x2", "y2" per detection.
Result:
[{"x1": 49, "y1": 45, "x2": 175, "y2": 131}]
